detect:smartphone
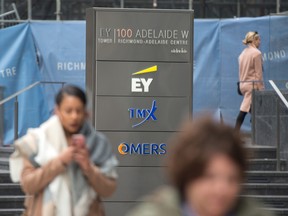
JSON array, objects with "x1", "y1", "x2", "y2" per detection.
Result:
[{"x1": 72, "y1": 134, "x2": 86, "y2": 148}]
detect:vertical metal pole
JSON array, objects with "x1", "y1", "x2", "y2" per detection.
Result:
[
  {"x1": 252, "y1": 82, "x2": 256, "y2": 144},
  {"x1": 120, "y1": 0, "x2": 124, "y2": 8},
  {"x1": 0, "y1": 0, "x2": 4, "y2": 16},
  {"x1": 12, "y1": 3, "x2": 20, "y2": 20},
  {"x1": 55, "y1": 0, "x2": 61, "y2": 20},
  {"x1": 189, "y1": 0, "x2": 193, "y2": 10},
  {"x1": 237, "y1": 0, "x2": 241, "y2": 17},
  {"x1": 14, "y1": 96, "x2": 18, "y2": 141},
  {"x1": 276, "y1": 0, "x2": 280, "y2": 13},
  {"x1": 153, "y1": 0, "x2": 157, "y2": 8},
  {"x1": 0, "y1": 87, "x2": 3, "y2": 146},
  {"x1": 27, "y1": 0, "x2": 32, "y2": 20},
  {"x1": 276, "y1": 99, "x2": 280, "y2": 171},
  {"x1": 1, "y1": 0, "x2": 4, "y2": 28},
  {"x1": 201, "y1": 0, "x2": 205, "y2": 18}
]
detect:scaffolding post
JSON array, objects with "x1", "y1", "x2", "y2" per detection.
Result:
[
  {"x1": 1, "y1": 0, "x2": 4, "y2": 28},
  {"x1": 12, "y1": 3, "x2": 20, "y2": 20},
  {"x1": 201, "y1": 0, "x2": 206, "y2": 18},
  {"x1": 237, "y1": 0, "x2": 241, "y2": 17},
  {"x1": 153, "y1": 0, "x2": 157, "y2": 8},
  {"x1": 120, "y1": 0, "x2": 124, "y2": 8},
  {"x1": 55, "y1": 0, "x2": 61, "y2": 20},
  {"x1": 189, "y1": 0, "x2": 193, "y2": 10},
  {"x1": 27, "y1": 0, "x2": 32, "y2": 20},
  {"x1": 276, "y1": 0, "x2": 280, "y2": 13}
]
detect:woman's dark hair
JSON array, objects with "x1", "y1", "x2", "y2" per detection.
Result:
[
  {"x1": 167, "y1": 117, "x2": 247, "y2": 200},
  {"x1": 55, "y1": 85, "x2": 87, "y2": 106}
]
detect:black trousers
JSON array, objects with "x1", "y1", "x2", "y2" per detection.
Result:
[{"x1": 235, "y1": 111, "x2": 248, "y2": 131}]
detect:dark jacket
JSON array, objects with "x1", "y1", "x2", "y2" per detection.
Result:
[{"x1": 126, "y1": 186, "x2": 275, "y2": 216}]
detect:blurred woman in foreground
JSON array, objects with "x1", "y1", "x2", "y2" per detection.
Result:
[
  {"x1": 127, "y1": 117, "x2": 274, "y2": 216},
  {"x1": 10, "y1": 85, "x2": 118, "y2": 216}
]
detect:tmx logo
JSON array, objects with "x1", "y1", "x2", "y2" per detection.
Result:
[
  {"x1": 131, "y1": 65, "x2": 157, "y2": 93},
  {"x1": 128, "y1": 100, "x2": 157, "y2": 128}
]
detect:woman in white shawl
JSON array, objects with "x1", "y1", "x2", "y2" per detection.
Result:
[{"x1": 10, "y1": 85, "x2": 118, "y2": 216}]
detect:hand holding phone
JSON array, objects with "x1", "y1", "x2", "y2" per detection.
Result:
[
  {"x1": 72, "y1": 134, "x2": 90, "y2": 172},
  {"x1": 72, "y1": 134, "x2": 86, "y2": 149}
]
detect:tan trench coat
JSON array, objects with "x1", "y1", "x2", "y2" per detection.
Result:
[
  {"x1": 21, "y1": 157, "x2": 114, "y2": 216},
  {"x1": 238, "y1": 45, "x2": 264, "y2": 112},
  {"x1": 11, "y1": 116, "x2": 117, "y2": 216}
]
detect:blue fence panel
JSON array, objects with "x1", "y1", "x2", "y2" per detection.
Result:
[
  {"x1": 0, "y1": 23, "x2": 49, "y2": 144},
  {"x1": 1, "y1": 16, "x2": 288, "y2": 142}
]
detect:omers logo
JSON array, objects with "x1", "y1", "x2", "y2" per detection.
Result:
[
  {"x1": 118, "y1": 143, "x2": 166, "y2": 155},
  {"x1": 131, "y1": 65, "x2": 157, "y2": 93},
  {"x1": 128, "y1": 100, "x2": 157, "y2": 128}
]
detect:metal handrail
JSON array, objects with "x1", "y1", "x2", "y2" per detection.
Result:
[
  {"x1": 0, "y1": 81, "x2": 65, "y2": 106},
  {"x1": 0, "y1": 10, "x2": 15, "y2": 18},
  {"x1": 268, "y1": 80, "x2": 288, "y2": 171},
  {"x1": 238, "y1": 80, "x2": 264, "y2": 83},
  {"x1": 0, "y1": 81, "x2": 65, "y2": 141},
  {"x1": 269, "y1": 80, "x2": 288, "y2": 108},
  {"x1": 0, "y1": 81, "x2": 40, "y2": 106},
  {"x1": 41, "y1": 81, "x2": 66, "y2": 85}
]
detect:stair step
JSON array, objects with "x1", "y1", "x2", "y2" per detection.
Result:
[
  {"x1": 245, "y1": 145, "x2": 277, "y2": 159},
  {"x1": 0, "y1": 209, "x2": 23, "y2": 216},
  {"x1": 241, "y1": 195, "x2": 288, "y2": 209},
  {"x1": 243, "y1": 183, "x2": 288, "y2": 196},
  {"x1": 0, "y1": 184, "x2": 24, "y2": 196},
  {"x1": 248, "y1": 159, "x2": 286, "y2": 171},
  {"x1": 0, "y1": 147, "x2": 14, "y2": 158},
  {"x1": 2, "y1": 170, "x2": 287, "y2": 184},
  {"x1": 0, "y1": 170, "x2": 11, "y2": 183},
  {"x1": 263, "y1": 208, "x2": 288, "y2": 216},
  {"x1": 246, "y1": 171, "x2": 288, "y2": 183},
  {"x1": 0, "y1": 158, "x2": 9, "y2": 171},
  {"x1": 0, "y1": 196, "x2": 25, "y2": 209}
]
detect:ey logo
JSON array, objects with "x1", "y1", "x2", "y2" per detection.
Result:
[{"x1": 131, "y1": 65, "x2": 157, "y2": 93}]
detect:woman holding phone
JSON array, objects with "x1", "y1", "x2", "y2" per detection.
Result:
[{"x1": 10, "y1": 85, "x2": 118, "y2": 216}]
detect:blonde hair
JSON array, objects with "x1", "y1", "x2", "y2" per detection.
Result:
[{"x1": 242, "y1": 31, "x2": 259, "y2": 45}]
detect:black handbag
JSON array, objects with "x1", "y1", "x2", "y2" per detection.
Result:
[{"x1": 237, "y1": 82, "x2": 243, "y2": 96}]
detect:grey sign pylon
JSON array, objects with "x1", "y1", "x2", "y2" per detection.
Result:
[{"x1": 86, "y1": 7, "x2": 194, "y2": 216}]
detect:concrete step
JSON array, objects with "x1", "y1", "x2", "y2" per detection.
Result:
[
  {"x1": 0, "y1": 158, "x2": 9, "y2": 171},
  {"x1": 245, "y1": 145, "x2": 277, "y2": 159},
  {"x1": 0, "y1": 209, "x2": 23, "y2": 216},
  {"x1": 243, "y1": 183, "x2": 288, "y2": 196},
  {"x1": 2, "y1": 170, "x2": 288, "y2": 185},
  {"x1": 241, "y1": 195, "x2": 288, "y2": 209},
  {"x1": 246, "y1": 171, "x2": 288, "y2": 183},
  {"x1": 0, "y1": 184, "x2": 24, "y2": 196},
  {"x1": 0, "y1": 196, "x2": 25, "y2": 209},
  {"x1": 248, "y1": 159, "x2": 286, "y2": 171},
  {"x1": 0, "y1": 170, "x2": 11, "y2": 183},
  {"x1": 0, "y1": 147, "x2": 14, "y2": 158},
  {"x1": 263, "y1": 208, "x2": 288, "y2": 216}
]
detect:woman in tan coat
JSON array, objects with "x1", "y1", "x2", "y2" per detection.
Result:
[
  {"x1": 235, "y1": 31, "x2": 264, "y2": 131},
  {"x1": 10, "y1": 85, "x2": 118, "y2": 216}
]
